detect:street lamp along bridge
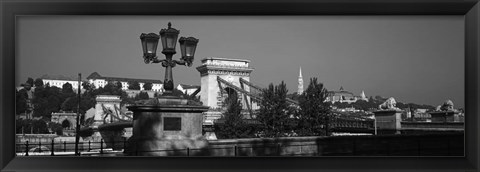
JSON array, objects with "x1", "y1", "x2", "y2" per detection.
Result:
[
  {"x1": 127, "y1": 22, "x2": 209, "y2": 156},
  {"x1": 140, "y1": 22, "x2": 199, "y2": 94}
]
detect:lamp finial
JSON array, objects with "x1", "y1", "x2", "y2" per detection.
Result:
[{"x1": 168, "y1": 22, "x2": 172, "y2": 29}]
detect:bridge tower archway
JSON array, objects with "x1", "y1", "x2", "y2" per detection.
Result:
[
  {"x1": 224, "y1": 87, "x2": 238, "y2": 102},
  {"x1": 61, "y1": 119, "x2": 71, "y2": 129}
]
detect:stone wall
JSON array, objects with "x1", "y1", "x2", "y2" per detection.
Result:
[
  {"x1": 401, "y1": 121, "x2": 464, "y2": 129},
  {"x1": 193, "y1": 133, "x2": 463, "y2": 156}
]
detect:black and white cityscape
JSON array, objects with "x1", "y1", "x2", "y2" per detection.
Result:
[{"x1": 15, "y1": 16, "x2": 464, "y2": 156}]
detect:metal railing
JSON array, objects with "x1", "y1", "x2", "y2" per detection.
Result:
[
  {"x1": 16, "y1": 139, "x2": 316, "y2": 156},
  {"x1": 16, "y1": 138, "x2": 127, "y2": 156},
  {"x1": 15, "y1": 133, "x2": 463, "y2": 156}
]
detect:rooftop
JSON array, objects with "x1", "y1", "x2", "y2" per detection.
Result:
[
  {"x1": 86, "y1": 72, "x2": 163, "y2": 84},
  {"x1": 201, "y1": 57, "x2": 251, "y2": 63},
  {"x1": 40, "y1": 74, "x2": 77, "y2": 81},
  {"x1": 179, "y1": 84, "x2": 200, "y2": 89}
]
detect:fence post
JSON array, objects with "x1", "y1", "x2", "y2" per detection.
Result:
[
  {"x1": 187, "y1": 147, "x2": 190, "y2": 156},
  {"x1": 277, "y1": 144, "x2": 281, "y2": 156},
  {"x1": 123, "y1": 137, "x2": 127, "y2": 153},
  {"x1": 299, "y1": 145, "x2": 302, "y2": 155},
  {"x1": 234, "y1": 146, "x2": 237, "y2": 156},
  {"x1": 135, "y1": 141, "x2": 138, "y2": 156},
  {"x1": 447, "y1": 139, "x2": 451, "y2": 156},
  {"x1": 39, "y1": 141, "x2": 42, "y2": 153},
  {"x1": 51, "y1": 139, "x2": 55, "y2": 156},
  {"x1": 63, "y1": 141, "x2": 66, "y2": 152},
  {"x1": 100, "y1": 139, "x2": 104, "y2": 154},
  {"x1": 417, "y1": 138, "x2": 421, "y2": 156},
  {"x1": 25, "y1": 141, "x2": 29, "y2": 156},
  {"x1": 112, "y1": 138, "x2": 115, "y2": 151},
  {"x1": 88, "y1": 140, "x2": 91, "y2": 152}
]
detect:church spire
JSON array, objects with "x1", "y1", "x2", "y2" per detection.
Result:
[
  {"x1": 360, "y1": 90, "x2": 366, "y2": 99},
  {"x1": 298, "y1": 67, "x2": 304, "y2": 94}
]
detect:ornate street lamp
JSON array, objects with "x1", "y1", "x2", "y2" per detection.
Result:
[{"x1": 140, "y1": 22, "x2": 199, "y2": 94}]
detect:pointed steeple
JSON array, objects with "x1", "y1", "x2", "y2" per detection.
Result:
[
  {"x1": 299, "y1": 67, "x2": 303, "y2": 78},
  {"x1": 340, "y1": 86, "x2": 344, "y2": 91},
  {"x1": 298, "y1": 67, "x2": 304, "y2": 94},
  {"x1": 360, "y1": 90, "x2": 366, "y2": 99}
]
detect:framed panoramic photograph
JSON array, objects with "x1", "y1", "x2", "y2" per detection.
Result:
[{"x1": 1, "y1": 0, "x2": 479, "y2": 172}]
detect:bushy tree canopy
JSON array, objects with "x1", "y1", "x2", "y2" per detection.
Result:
[
  {"x1": 216, "y1": 96, "x2": 255, "y2": 139},
  {"x1": 34, "y1": 78, "x2": 44, "y2": 87},
  {"x1": 26, "y1": 78, "x2": 34, "y2": 86},
  {"x1": 143, "y1": 82, "x2": 153, "y2": 90},
  {"x1": 136, "y1": 91, "x2": 150, "y2": 100},
  {"x1": 257, "y1": 81, "x2": 294, "y2": 138},
  {"x1": 296, "y1": 78, "x2": 331, "y2": 136},
  {"x1": 127, "y1": 81, "x2": 141, "y2": 90}
]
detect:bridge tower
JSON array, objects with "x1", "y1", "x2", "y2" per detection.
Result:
[
  {"x1": 93, "y1": 95, "x2": 122, "y2": 128},
  {"x1": 196, "y1": 57, "x2": 255, "y2": 109}
]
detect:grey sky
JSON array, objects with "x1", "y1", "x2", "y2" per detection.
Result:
[{"x1": 16, "y1": 16, "x2": 464, "y2": 108}]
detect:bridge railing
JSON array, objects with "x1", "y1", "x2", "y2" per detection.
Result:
[
  {"x1": 15, "y1": 138, "x2": 127, "y2": 156},
  {"x1": 15, "y1": 132, "x2": 463, "y2": 156},
  {"x1": 329, "y1": 118, "x2": 375, "y2": 129}
]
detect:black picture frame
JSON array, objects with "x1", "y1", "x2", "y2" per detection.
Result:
[{"x1": 1, "y1": 0, "x2": 478, "y2": 171}]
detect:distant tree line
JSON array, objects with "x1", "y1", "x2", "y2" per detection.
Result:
[
  {"x1": 15, "y1": 78, "x2": 159, "y2": 134},
  {"x1": 333, "y1": 96, "x2": 435, "y2": 111}
]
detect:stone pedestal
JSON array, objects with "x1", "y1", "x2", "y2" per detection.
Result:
[
  {"x1": 429, "y1": 111, "x2": 456, "y2": 122},
  {"x1": 98, "y1": 121, "x2": 132, "y2": 150},
  {"x1": 373, "y1": 110, "x2": 403, "y2": 134},
  {"x1": 127, "y1": 96, "x2": 209, "y2": 156}
]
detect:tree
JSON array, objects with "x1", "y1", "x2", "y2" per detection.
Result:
[
  {"x1": 128, "y1": 81, "x2": 141, "y2": 90},
  {"x1": 296, "y1": 78, "x2": 331, "y2": 136},
  {"x1": 31, "y1": 85, "x2": 63, "y2": 119},
  {"x1": 61, "y1": 97, "x2": 77, "y2": 112},
  {"x1": 257, "y1": 81, "x2": 293, "y2": 137},
  {"x1": 115, "y1": 81, "x2": 123, "y2": 90},
  {"x1": 31, "y1": 119, "x2": 49, "y2": 133},
  {"x1": 34, "y1": 78, "x2": 44, "y2": 87},
  {"x1": 48, "y1": 122, "x2": 63, "y2": 135},
  {"x1": 136, "y1": 91, "x2": 150, "y2": 100},
  {"x1": 16, "y1": 119, "x2": 49, "y2": 134},
  {"x1": 143, "y1": 82, "x2": 153, "y2": 90},
  {"x1": 62, "y1": 82, "x2": 74, "y2": 95},
  {"x1": 216, "y1": 95, "x2": 254, "y2": 139},
  {"x1": 26, "y1": 78, "x2": 34, "y2": 86},
  {"x1": 16, "y1": 89, "x2": 28, "y2": 115},
  {"x1": 287, "y1": 92, "x2": 300, "y2": 101},
  {"x1": 82, "y1": 82, "x2": 95, "y2": 90}
]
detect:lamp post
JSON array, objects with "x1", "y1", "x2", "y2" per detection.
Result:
[{"x1": 140, "y1": 22, "x2": 199, "y2": 95}]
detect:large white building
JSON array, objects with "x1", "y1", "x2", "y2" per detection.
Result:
[
  {"x1": 40, "y1": 74, "x2": 82, "y2": 90},
  {"x1": 37, "y1": 73, "x2": 164, "y2": 92},
  {"x1": 325, "y1": 87, "x2": 368, "y2": 104},
  {"x1": 86, "y1": 72, "x2": 164, "y2": 92}
]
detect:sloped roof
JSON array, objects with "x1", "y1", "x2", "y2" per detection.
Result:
[
  {"x1": 179, "y1": 84, "x2": 200, "y2": 89},
  {"x1": 40, "y1": 74, "x2": 77, "y2": 81},
  {"x1": 86, "y1": 72, "x2": 102, "y2": 79},
  {"x1": 86, "y1": 72, "x2": 163, "y2": 84}
]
